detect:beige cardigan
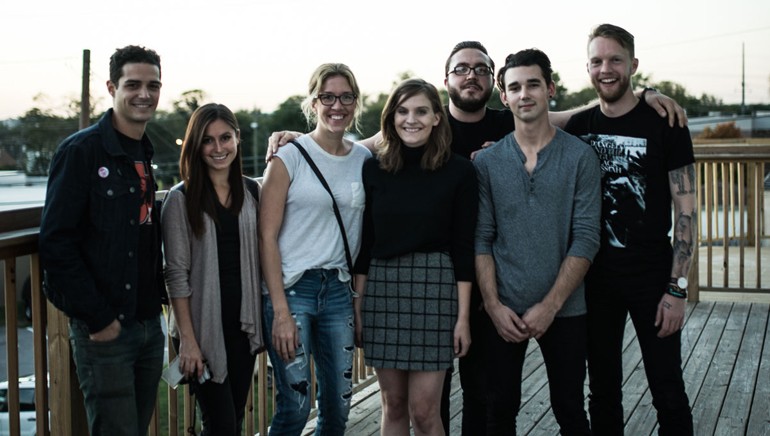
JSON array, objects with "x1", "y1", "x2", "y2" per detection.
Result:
[{"x1": 161, "y1": 180, "x2": 262, "y2": 383}]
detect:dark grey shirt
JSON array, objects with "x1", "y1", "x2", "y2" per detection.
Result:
[{"x1": 474, "y1": 128, "x2": 601, "y2": 317}]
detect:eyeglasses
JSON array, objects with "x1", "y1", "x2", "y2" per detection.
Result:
[
  {"x1": 448, "y1": 65, "x2": 493, "y2": 77},
  {"x1": 316, "y1": 93, "x2": 357, "y2": 106}
]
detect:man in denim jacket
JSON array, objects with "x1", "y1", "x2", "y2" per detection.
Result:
[{"x1": 39, "y1": 45, "x2": 166, "y2": 436}]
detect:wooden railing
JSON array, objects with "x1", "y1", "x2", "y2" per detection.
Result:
[
  {"x1": 0, "y1": 205, "x2": 376, "y2": 436},
  {"x1": 690, "y1": 140, "x2": 770, "y2": 301},
  {"x1": 0, "y1": 140, "x2": 767, "y2": 435}
]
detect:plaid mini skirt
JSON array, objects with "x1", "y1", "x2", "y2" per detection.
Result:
[{"x1": 362, "y1": 251, "x2": 457, "y2": 371}]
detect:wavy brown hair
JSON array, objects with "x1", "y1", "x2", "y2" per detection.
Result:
[
  {"x1": 378, "y1": 78, "x2": 451, "y2": 173},
  {"x1": 178, "y1": 103, "x2": 244, "y2": 238}
]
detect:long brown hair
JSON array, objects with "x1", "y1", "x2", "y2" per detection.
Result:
[
  {"x1": 178, "y1": 103, "x2": 245, "y2": 238},
  {"x1": 378, "y1": 78, "x2": 452, "y2": 173}
]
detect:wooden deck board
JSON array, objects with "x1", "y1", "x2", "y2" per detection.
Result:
[
  {"x1": 326, "y1": 301, "x2": 769, "y2": 435},
  {"x1": 715, "y1": 303, "x2": 768, "y2": 434},
  {"x1": 747, "y1": 304, "x2": 770, "y2": 436}
]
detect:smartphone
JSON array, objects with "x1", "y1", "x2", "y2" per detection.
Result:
[{"x1": 161, "y1": 357, "x2": 185, "y2": 389}]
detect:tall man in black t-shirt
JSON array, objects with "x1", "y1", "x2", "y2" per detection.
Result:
[
  {"x1": 564, "y1": 24, "x2": 696, "y2": 435},
  {"x1": 40, "y1": 45, "x2": 167, "y2": 436}
]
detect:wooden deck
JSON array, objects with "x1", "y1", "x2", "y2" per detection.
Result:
[{"x1": 304, "y1": 301, "x2": 770, "y2": 435}]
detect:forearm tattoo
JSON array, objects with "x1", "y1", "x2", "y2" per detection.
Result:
[
  {"x1": 673, "y1": 212, "x2": 694, "y2": 275},
  {"x1": 670, "y1": 165, "x2": 696, "y2": 195},
  {"x1": 670, "y1": 164, "x2": 696, "y2": 277}
]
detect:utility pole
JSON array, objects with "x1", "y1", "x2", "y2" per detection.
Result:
[
  {"x1": 250, "y1": 118, "x2": 259, "y2": 176},
  {"x1": 80, "y1": 49, "x2": 90, "y2": 129},
  {"x1": 741, "y1": 42, "x2": 746, "y2": 115}
]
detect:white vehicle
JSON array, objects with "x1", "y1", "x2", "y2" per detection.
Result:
[{"x1": 0, "y1": 375, "x2": 41, "y2": 436}]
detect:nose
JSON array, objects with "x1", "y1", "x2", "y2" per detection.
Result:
[{"x1": 138, "y1": 85, "x2": 151, "y2": 98}]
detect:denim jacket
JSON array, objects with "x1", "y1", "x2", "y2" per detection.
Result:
[{"x1": 40, "y1": 109, "x2": 166, "y2": 333}]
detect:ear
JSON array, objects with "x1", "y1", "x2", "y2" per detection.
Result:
[
  {"x1": 499, "y1": 89, "x2": 508, "y2": 107},
  {"x1": 106, "y1": 80, "x2": 116, "y2": 97},
  {"x1": 585, "y1": 62, "x2": 590, "y2": 74},
  {"x1": 630, "y1": 57, "x2": 639, "y2": 75},
  {"x1": 548, "y1": 81, "x2": 556, "y2": 99}
]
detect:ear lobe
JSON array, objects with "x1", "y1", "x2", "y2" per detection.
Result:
[
  {"x1": 106, "y1": 80, "x2": 116, "y2": 97},
  {"x1": 631, "y1": 58, "x2": 639, "y2": 75}
]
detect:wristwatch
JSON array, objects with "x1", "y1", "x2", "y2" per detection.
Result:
[
  {"x1": 666, "y1": 277, "x2": 688, "y2": 299},
  {"x1": 673, "y1": 277, "x2": 688, "y2": 290}
]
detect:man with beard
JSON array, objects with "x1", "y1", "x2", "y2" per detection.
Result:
[
  {"x1": 564, "y1": 24, "x2": 696, "y2": 435},
  {"x1": 435, "y1": 40, "x2": 685, "y2": 436},
  {"x1": 267, "y1": 42, "x2": 686, "y2": 435}
]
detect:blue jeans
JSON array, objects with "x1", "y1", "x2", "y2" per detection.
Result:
[
  {"x1": 69, "y1": 316, "x2": 165, "y2": 436},
  {"x1": 263, "y1": 269, "x2": 355, "y2": 436}
]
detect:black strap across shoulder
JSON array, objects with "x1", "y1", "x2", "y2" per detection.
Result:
[{"x1": 289, "y1": 140, "x2": 353, "y2": 274}]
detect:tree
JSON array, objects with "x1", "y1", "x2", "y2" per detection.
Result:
[
  {"x1": 16, "y1": 108, "x2": 78, "y2": 175},
  {"x1": 359, "y1": 92, "x2": 388, "y2": 139},
  {"x1": 697, "y1": 121, "x2": 742, "y2": 139}
]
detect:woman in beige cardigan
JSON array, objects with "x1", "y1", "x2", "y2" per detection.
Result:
[{"x1": 161, "y1": 103, "x2": 263, "y2": 435}]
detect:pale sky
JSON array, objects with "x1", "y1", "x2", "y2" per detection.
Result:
[{"x1": 2, "y1": 0, "x2": 769, "y2": 120}]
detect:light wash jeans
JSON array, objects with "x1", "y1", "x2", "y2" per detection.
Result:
[
  {"x1": 264, "y1": 269, "x2": 355, "y2": 436},
  {"x1": 69, "y1": 316, "x2": 164, "y2": 436}
]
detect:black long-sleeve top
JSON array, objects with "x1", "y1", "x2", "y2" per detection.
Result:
[{"x1": 353, "y1": 144, "x2": 478, "y2": 282}]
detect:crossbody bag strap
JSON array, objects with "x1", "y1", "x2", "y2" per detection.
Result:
[{"x1": 289, "y1": 140, "x2": 354, "y2": 274}]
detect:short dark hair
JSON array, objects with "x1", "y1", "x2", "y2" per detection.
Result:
[
  {"x1": 444, "y1": 41, "x2": 495, "y2": 76},
  {"x1": 496, "y1": 48, "x2": 553, "y2": 92},
  {"x1": 589, "y1": 24, "x2": 635, "y2": 59},
  {"x1": 109, "y1": 45, "x2": 161, "y2": 85}
]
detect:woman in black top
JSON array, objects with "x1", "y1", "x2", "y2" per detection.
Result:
[{"x1": 353, "y1": 78, "x2": 478, "y2": 435}]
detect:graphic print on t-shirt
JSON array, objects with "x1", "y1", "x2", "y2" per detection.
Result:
[
  {"x1": 581, "y1": 134, "x2": 647, "y2": 248},
  {"x1": 133, "y1": 161, "x2": 153, "y2": 225}
]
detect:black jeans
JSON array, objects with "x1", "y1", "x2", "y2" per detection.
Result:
[
  {"x1": 486, "y1": 315, "x2": 590, "y2": 436},
  {"x1": 191, "y1": 332, "x2": 257, "y2": 436},
  {"x1": 586, "y1": 279, "x2": 693, "y2": 436},
  {"x1": 440, "y1": 290, "x2": 494, "y2": 436}
]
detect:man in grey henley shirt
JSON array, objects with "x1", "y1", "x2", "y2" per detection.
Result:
[{"x1": 473, "y1": 49, "x2": 601, "y2": 435}]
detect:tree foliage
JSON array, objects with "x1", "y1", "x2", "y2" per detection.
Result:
[
  {"x1": 697, "y1": 121, "x2": 742, "y2": 139},
  {"x1": 0, "y1": 75, "x2": 761, "y2": 180}
]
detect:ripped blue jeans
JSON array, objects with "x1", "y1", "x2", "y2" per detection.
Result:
[{"x1": 264, "y1": 269, "x2": 355, "y2": 436}]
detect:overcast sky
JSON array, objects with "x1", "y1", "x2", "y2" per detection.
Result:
[{"x1": 2, "y1": 0, "x2": 769, "y2": 119}]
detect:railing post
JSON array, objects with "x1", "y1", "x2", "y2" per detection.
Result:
[
  {"x1": 4, "y1": 258, "x2": 21, "y2": 436},
  {"x1": 30, "y1": 254, "x2": 50, "y2": 436},
  {"x1": 46, "y1": 304, "x2": 88, "y2": 435}
]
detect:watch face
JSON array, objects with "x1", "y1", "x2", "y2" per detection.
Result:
[{"x1": 677, "y1": 277, "x2": 688, "y2": 289}]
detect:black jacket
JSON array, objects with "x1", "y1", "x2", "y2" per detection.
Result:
[{"x1": 39, "y1": 109, "x2": 166, "y2": 333}]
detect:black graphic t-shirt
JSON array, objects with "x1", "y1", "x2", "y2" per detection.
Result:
[
  {"x1": 117, "y1": 130, "x2": 160, "y2": 319},
  {"x1": 565, "y1": 100, "x2": 694, "y2": 281}
]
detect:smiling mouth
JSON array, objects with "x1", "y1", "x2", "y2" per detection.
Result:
[{"x1": 211, "y1": 154, "x2": 229, "y2": 161}]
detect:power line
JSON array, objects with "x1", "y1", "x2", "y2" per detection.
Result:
[{"x1": 639, "y1": 26, "x2": 770, "y2": 51}]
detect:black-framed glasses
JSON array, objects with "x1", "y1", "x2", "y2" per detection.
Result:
[
  {"x1": 316, "y1": 93, "x2": 357, "y2": 106},
  {"x1": 448, "y1": 65, "x2": 492, "y2": 77}
]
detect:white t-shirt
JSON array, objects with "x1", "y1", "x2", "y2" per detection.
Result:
[{"x1": 271, "y1": 134, "x2": 371, "y2": 289}]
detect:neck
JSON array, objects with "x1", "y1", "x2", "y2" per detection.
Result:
[
  {"x1": 209, "y1": 171, "x2": 231, "y2": 206},
  {"x1": 111, "y1": 113, "x2": 146, "y2": 140},
  {"x1": 448, "y1": 101, "x2": 486, "y2": 123},
  {"x1": 310, "y1": 130, "x2": 348, "y2": 155},
  {"x1": 599, "y1": 87, "x2": 638, "y2": 118},
  {"x1": 513, "y1": 117, "x2": 556, "y2": 153}
]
